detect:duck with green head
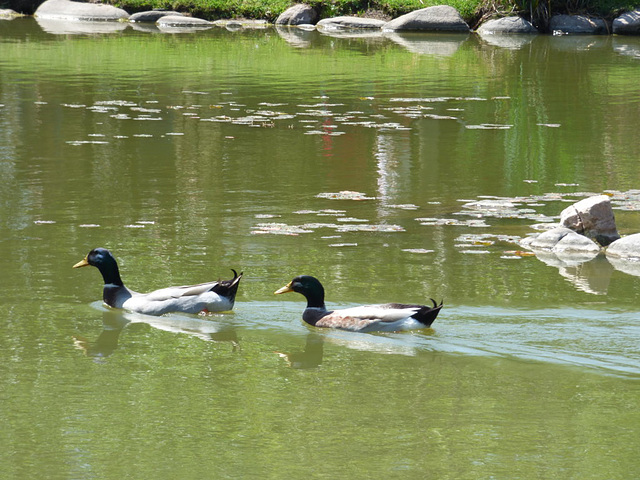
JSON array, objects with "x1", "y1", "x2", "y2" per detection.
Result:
[
  {"x1": 275, "y1": 275, "x2": 442, "y2": 332},
  {"x1": 73, "y1": 248, "x2": 242, "y2": 316}
]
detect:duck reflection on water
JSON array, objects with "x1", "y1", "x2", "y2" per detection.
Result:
[
  {"x1": 275, "y1": 333, "x2": 325, "y2": 369},
  {"x1": 74, "y1": 307, "x2": 240, "y2": 360}
]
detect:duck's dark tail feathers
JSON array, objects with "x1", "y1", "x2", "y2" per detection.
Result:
[
  {"x1": 211, "y1": 269, "x2": 243, "y2": 301},
  {"x1": 412, "y1": 299, "x2": 443, "y2": 328}
]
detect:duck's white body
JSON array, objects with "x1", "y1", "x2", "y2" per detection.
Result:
[
  {"x1": 114, "y1": 282, "x2": 238, "y2": 316},
  {"x1": 74, "y1": 248, "x2": 242, "y2": 316}
]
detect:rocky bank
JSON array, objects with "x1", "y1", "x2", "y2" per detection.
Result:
[{"x1": 2, "y1": 0, "x2": 636, "y2": 37}]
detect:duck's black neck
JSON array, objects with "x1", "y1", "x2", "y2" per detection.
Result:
[
  {"x1": 98, "y1": 261, "x2": 124, "y2": 287},
  {"x1": 303, "y1": 290, "x2": 326, "y2": 310},
  {"x1": 99, "y1": 259, "x2": 127, "y2": 308}
]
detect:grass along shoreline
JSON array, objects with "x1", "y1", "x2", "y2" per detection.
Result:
[{"x1": 109, "y1": 0, "x2": 638, "y2": 29}]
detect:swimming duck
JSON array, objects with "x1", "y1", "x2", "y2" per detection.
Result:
[
  {"x1": 73, "y1": 248, "x2": 242, "y2": 316},
  {"x1": 274, "y1": 275, "x2": 442, "y2": 332}
]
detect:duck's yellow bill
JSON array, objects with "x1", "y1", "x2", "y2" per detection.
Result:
[
  {"x1": 73, "y1": 257, "x2": 90, "y2": 269},
  {"x1": 274, "y1": 282, "x2": 293, "y2": 295}
]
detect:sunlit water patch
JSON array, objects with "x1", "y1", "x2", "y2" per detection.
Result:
[
  {"x1": 436, "y1": 305, "x2": 640, "y2": 377},
  {"x1": 82, "y1": 301, "x2": 640, "y2": 377}
]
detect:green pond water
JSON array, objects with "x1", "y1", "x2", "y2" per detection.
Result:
[{"x1": 1, "y1": 17, "x2": 640, "y2": 479}]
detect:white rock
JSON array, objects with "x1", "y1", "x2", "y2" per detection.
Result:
[
  {"x1": 383, "y1": 6, "x2": 469, "y2": 32},
  {"x1": 476, "y1": 16, "x2": 538, "y2": 34},
  {"x1": 612, "y1": 9, "x2": 640, "y2": 35},
  {"x1": 35, "y1": 0, "x2": 129, "y2": 21},
  {"x1": 606, "y1": 233, "x2": 640, "y2": 261},
  {"x1": 317, "y1": 16, "x2": 385, "y2": 30},
  {"x1": 275, "y1": 4, "x2": 318, "y2": 26},
  {"x1": 529, "y1": 226, "x2": 575, "y2": 250},
  {"x1": 549, "y1": 14, "x2": 608, "y2": 35},
  {"x1": 552, "y1": 231, "x2": 601, "y2": 254},
  {"x1": 129, "y1": 11, "x2": 183, "y2": 23}
]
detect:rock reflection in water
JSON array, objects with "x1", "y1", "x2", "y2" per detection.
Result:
[
  {"x1": 612, "y1": 38, "x2": 640, "y2": 58},
  {"x1": 275, "y1": 25, "x2": 316, "y2": 48},
  {"x1": 130, "y1": 23, "x2": 161, "y2": 34},
  {"x1": 533, "y1": 251, "x2": 614, "y2": 295},
  {"x1": 319, "y1": 29, "x2": 385, "y2": 41},
  {"x1": 607, "y1": 255, "x2": 640, "y2": 277},
  {"x1": 477, "y1": 33, "x2": 535, "y2": 50},
  {"x1": 385, "y1": 32, "x2": 467, "y2": 56},
  {"x1": 36, "y1": 17, "x2": 129, "y2": 34},
  {"x1": 549, "y1": 35, "x2": 611, "y2": 52}
]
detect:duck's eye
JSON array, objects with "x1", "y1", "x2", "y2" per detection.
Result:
[{"x1": 88, "y1": 250, "x2": 102, "y2": 263}]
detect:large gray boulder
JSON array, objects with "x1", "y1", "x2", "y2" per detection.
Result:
[
  {"x1": 525, "y1": 226, "x2": 601, "y2": 254},
  {"x1": 606, "y1": 233, "x2": 640, "y2": 261},
  {"x1": 129, "y1": 10, "x2": 183, "y2": 22},
  {"x1": 275, "y1": 4, "x2": 318, "y2": 26},
  {"x1": 476, "y1": 16, "x2": 538, "y2": 34},
  {"x1": 606, "y1": 233, "x2": 640, "y2": 277},
  {"x1": 523, "y1": 227, "x2": 571, "y2": 250},
  {"x1": 383, "y1": 6, "x2": 469, "y2": 32},
  {"x1": 612, "y1": 9, "x2": 640, "y2": 34},
  {"x1": 553, "y1": 230, "x2": 602, "y2": 254},
  {"x1": 560, "y1": 195, "x2": 620, "y2": 246},
  {"x1": 549, "y1": 14, "x2": 608, "y2": 34},
  {"x1": 317, "y1": 16, "x2": 385, "y2": 30},
  {"x1": 35, "y1": 0, "x2": 129, "y2": 21}
]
